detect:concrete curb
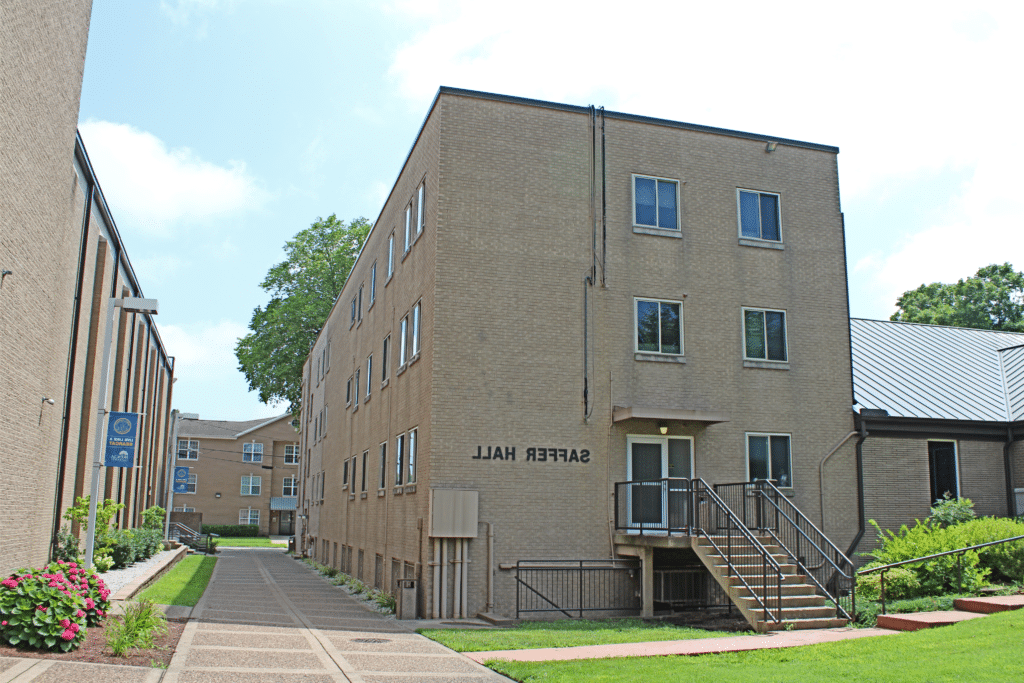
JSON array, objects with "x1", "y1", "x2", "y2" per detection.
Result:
[{"x1": 109, "y1": 544, "x2": 188, "y2": 603}]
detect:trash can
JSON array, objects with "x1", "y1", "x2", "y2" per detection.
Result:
[
  {"x1": 397, "y1": 578, "x2": 418, "y2": 620},
  {"x1": 288, "y1": 536, "x2": 295, "y2": 553}
]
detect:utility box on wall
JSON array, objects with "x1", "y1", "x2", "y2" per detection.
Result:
[{"x1": 429, "y1": 489, "x2": 479, "y2": 537}]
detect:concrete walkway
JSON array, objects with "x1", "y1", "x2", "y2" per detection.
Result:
[{"x1": 161, "y1": 549, "x2": 510, "y2": 683}]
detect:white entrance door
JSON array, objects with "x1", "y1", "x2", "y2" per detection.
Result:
[{"x1": 627, "y1": 436, "x2": 694, "y2": 529}]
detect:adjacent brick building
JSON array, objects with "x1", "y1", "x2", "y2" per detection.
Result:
[
  {"x1": 1, "y1": 0, "x2": 176, "y2": 575},
  {"x1": 299, "y1": 87, "x2": 861, "y2": 622},
  {"x1": 174, "y1": 415, "x2": 301, "y2": 536}
]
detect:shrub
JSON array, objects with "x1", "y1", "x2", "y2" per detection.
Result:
[
  {"x1": 928, "y1": 494, "x2": 976, "y2": 526},
  {"x1": 105, "y1": 599, "x2": 167, "y2": 657},
  {"x1": 105, "y1": 529, "x2": 138, "y2": 569},
  {"x1": 140, "y1": 506, "x2": 166, "y2": 531},
  {"x1": 200, "y1": 524, "x2": 259, "y2": 537},
  {"x1": 0, "y1": 562, "x2": 105, "y2": 651},
  {"x1": 855, "y1": 594, "x2": 959, "y2": 627},
  {"x1": 93, "y1": 552, "x2": 114, "y2": 573},
  {"x1": 63, "y1": 496, "x2": 124, "y2": 546},
  {"x1": 370, "y1": 589, "x2": 396, "y2": 613},
  {"x1": 52, "y1": 525, "x2": 80, "y2": 563},
  {"x1": 132, "y1": 528, "x2": 164, "y2": 561},
  {"x1": 856, "y1": 565, "x2": 921, "y2": 600}
]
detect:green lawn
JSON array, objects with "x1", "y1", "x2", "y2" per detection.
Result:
[
  {"x1": 136, "y1": 555, "x2": 216, "y2": 606},
  {"x1": 419, "y1": 618, "x2": 743, "y2": 652},
  {"x1": 488, "y1": 609, "x2": 1024, "y2": 683},
  {"x1": 214, "y1": 537, "x2": 280, "y2": 547}
]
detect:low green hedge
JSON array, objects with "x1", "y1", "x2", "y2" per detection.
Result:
[{"x1": 201, "y1": 524, "x2": 260, "y2": 537}]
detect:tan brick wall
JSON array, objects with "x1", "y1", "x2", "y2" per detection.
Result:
[{"x1": 305, "y1": 90, "x2": 857, "y2": 617}]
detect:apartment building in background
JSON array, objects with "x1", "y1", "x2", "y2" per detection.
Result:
[
  {"x1": 299, "y1": 87, "x2": 861, "y2": 627},
  {"x1": 174, "y1": 416, "x2": 301, "y2": 536},
  {"x1": 1, "y1": 0, "x2": 176, "y2": 576}
]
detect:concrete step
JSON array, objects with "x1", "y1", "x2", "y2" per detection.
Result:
[
  {"x1": 763, "y1": 617, "x2": 849, "y2": 631},
  {"x1": 953, "y1": 595, "x2": 1024, "y2": 614},
  {"x1": 876, "y1": 610, "x2": 985, "y2": 632},
  {"x1": 735, "y1": 594, "x2": 827, "y2": 609},
  {"x1": 710, "y1": 561, "x2": 798, "y2": 576},
  {"x1": 725, "y1": 573, "x2": 809, "y2": 587},
  {"x1": 732, "y1": 582, "x2": 818, "y2": 596}
]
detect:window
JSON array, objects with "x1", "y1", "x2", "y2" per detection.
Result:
[
  {"x1": 416, "y1": 184, "x2": 425, "y2": 235},
  {"x1": 395, "y1": 433, "x2": 405, "y2": 486},
  {"x1": 346, "y1": 377, "x2": 352, "y2": 405},
  {"x1": 411, "y1": 302, "x2": 421, "y2": 356},
  {"x1": 177, "y1": 439, "x2": 199, "y2": 460},
  {"x1": 283, "y1": 476, "x2": 298, "y2": 497},
  {"x1": 284, "y1": 444, "x2": 300, "y2": 465},
  {"x1": 738, "y1": 190, "x2": 781, "y2": 242},
  {"x1": 929, "y1": 441, "x2": 959, "y2": 503},
  {"x1": 743, "y1": 308, "x2": 787, "y2": 362},
  {"x1": 173, "y1": 506, "x2": 195, "y2": 513},
  {"x1": 319, "y1": 470, "x2": 324, "y2": 501},
  {"x1": 747, "y1": 433, "x2": 791, "y2": 487},
  {"x1": 366, "y1": 355, "x2": 372, "y2": 397},
  {"x1": 633, "y1": 175, "x2": 679, "y2": 230},
  {"x1": 379, "y1": 442, "x2": 387, "y2": 490},
  {"x1": 404, "y1": 204, "x2": 412, "y2": 252},
  {"x1": 358, "y1": 285, "x2": 363, "y2": 321},
  {"x1": 243, "y1": 442, "x2": 264, "y2": 462},
  {"x1": 399, "y1": 317, "x2": 408, "y2": 366},
  {"x1": 370, "y1": 262, "x2": 377, "y2": 304},
  {"x1": 343, "y1": 459, "x2": 350, "y2": 488},
  {"x1": 354, "y1": 369, "x2": 360, "y2": 406},
  {"x1": 326, "y1": 339, "x2": 330, "y2": 368},
  {"x1": 241, "y1": 475, "x2": 262, "y2": 496},
  {"x1": 408, "y1": 428, "x2": 417, "y2": 484},
  {"x1": 382, "y1": 336, "x2": 390, "y2": 382},
  {"x1": 387, "y1": 233, "x2": 394, "y2": 278},
  {"x1": 361, "y1": 450, "x2": 368, "y2": 492},
  {"x1": 239, "y1": 508, "x2": 260, "y2": 526},
  {"x1": 635, "y1": 298, "x2": 682, "y2": 355},
  {"x1": 184, "y1": 474, "x2": 197, "y2": 494},
  {"x1": 351, "y1": 296, "x2": 357, "y2": 324}
]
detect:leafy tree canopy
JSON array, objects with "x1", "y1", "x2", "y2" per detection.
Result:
[
  {"x1": 235, "y1": 215, "x2": 371, "y2": 414},
  {"x1": 891, "y1": 263, "x2": 1024, "y2": 332}
]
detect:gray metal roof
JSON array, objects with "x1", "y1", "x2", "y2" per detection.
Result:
[
  {"x1": 179, "y1": 414, "x2": 291, "y2": 439},
  {"x1": 851, "y1": 318, "x2": 1024, "y2": 422}
]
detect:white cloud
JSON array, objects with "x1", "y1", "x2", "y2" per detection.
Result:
[
  {"x1": 162, "y1": 320, "x2": 282, "y2": 421},
  {"x1": 78, "y1": 120, "x2": 265, "y2": 236}
]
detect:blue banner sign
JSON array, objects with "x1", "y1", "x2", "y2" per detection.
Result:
[
  {"x1": 104, "y1": 411, "x2": 139, "y2": 468},
  {"x1": 173, "y1": 466, "x2": 190, "y2": 494}
]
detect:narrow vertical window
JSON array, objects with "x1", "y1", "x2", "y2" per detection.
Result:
[
  {"x1": 361, "y1": 450, "x2": 368, "y2": 492},
  {"x1": 387, "y1": 233, "x2": 394, "y2": 278},
  {"x1": 358, "y1": 285, "x2": 363, "y2": 321},
  {"x1": 382, "y1": 335, "x2": 390, "y2": 382},
  {"x1": 379, "y1": 442, "x2": 387, "y2": 489},
  {"x1": 350, "y1": 456, "x2": 357, "y2": 494},
  {"x1": 404, "y1": 205, "x2": 411, "y2": 252},
  {"x1": 399, "y1": 317, "x2": 408, "y2": 366},
  {"x1": 354, "y1": 369, "x2": 360, "y2": 406},
  {"x1": 366, "y1": 355, "x2": 372, "y2": 397},
  {"x1": 395, "y1": 434, "x2": 405, "y2": 486},
  {"x1": 417, "y1": 184, "x2": 425, "y2": 235},
  {"x1": 411, "y1": 302, "x2": 421, "y2": 356},
  {"x1": 370, "y1": 262, "x2": 376, "y2": 303},
  {"x1": 408, "y1": 428, "x2": 417, "y2": 484},
  {"x1": 343, "y1": 459, "x2": 349, "y2": 488}
]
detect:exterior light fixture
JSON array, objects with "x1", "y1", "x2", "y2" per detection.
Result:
[
  {"x1": 658, "y1": 421, "x2": 669, "y2": 435},
  {"x1": 765, "y1": 142, "x2": 778, "y2": 152},
  {"x1": 215, "y1": 492, "x2": 221, "y2": 498},
  {"x1": 42, "y1": 397, "x2": 55, "y2": 405}
]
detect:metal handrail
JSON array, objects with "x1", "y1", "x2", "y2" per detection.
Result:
[
  {"x1": 858, "y1": 534, "x2": 1024, "y2": 615},
  {"x1": 693, "y1": 479, "x2": 783, "y2": 624},
  {"x1": 755, "y1": 480, "x2": 855, "y2": 571}
]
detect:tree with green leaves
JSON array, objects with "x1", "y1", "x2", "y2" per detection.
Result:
[
  {"x1": 891, "y1": 263, "x2": 1024, "y2": 332},
  {"x1": 235, "y1": 215, "x2": 371, "y2": 414}
]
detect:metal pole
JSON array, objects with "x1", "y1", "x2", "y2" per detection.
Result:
[
  {"x1": 164, "y1": 409, "x2": 179, "y2": 540},
  {"x1": 84, "y1": 298, "x2": 120, "y2": 569}
]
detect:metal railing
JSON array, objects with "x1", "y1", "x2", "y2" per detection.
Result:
[
  {"x1": 614, "y1": 478, "x2": 694, "y2": 533},
  {"x1": 654, "y1": 567, "x2": 732, "y2": 611},
  {"x1": 715, "y1": 480, "x2": 855, "y2": 621},
  {"x1": 692, "y1": 479, "x2": 784, "y2": 625},
  {"x1": 858, "y1": 535, "x2": 1024, "y2": 615},
  {"x1": 515, "y1": 559, "x2": 641, "y2": 619}
]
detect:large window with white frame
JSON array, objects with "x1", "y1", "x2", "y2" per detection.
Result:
[
  {"x1": 737, "y1": 189, "x2": 781, "y2": 242},
  {"x1": 284, "y1": 444, "x2": 300, "y2": 465},
  {"x1": 743, "y1": 308, "x2": 787, "y2": 362},
  {"x1": 633, "y1": 174, "x2": 679, "y2": 231},
  {"x1": 183, "y1": 473, "x2": 197, "y2": 494},
  {"x1": 283, "y1": 476, "x2": 298, "y2": 497},
  {"x1": 746, "y1": 433, "x2": 792, "y2": 487},
  {"x1": 173, "y1": 506, "x2": 195, "y2": 513},
  {"x1": 635, "y1": 298, "x2": 682, "y2": 355},
  {"x1": 243, "y1": 442, "x2": 264, "y2": 462},
  {"x1": 239, "y1": 508, "x2": 260, "y2": 526},
  {"x1": 407, "y1": 428, "x2": 417, "y2": 484},
  {"x1": 241, "y1": 475, "x2": 262, "y2": 496},
  {"x1": 177, "y1": 440, "x2": 199, "y2": 460}
]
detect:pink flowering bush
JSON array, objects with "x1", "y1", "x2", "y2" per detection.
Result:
[
  {"x1": 0, "y1": 565, "x2": 88, "y2": 651},
  {"x1": 45, "y1": 561, "x2": 112, "y2": 626}
]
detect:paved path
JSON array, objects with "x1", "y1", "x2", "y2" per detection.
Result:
[{"x1": 162, "y1": 549, "x2": 509, "y2": 683}]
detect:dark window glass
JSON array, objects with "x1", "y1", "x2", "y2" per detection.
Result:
[
  {"x1": 745, "y1": 310, "x2": 766, "y2": 359},
  {"x1": 739, "y1": 191, "x2": 761, "y2": 238},
  {"x1": 637, "y1": 300, "x2": 659, "y2": 352},
  {"x1": 765, "y1": 311, "x2": 787, "y2": 361},
  {"x1": 748, "y1": 436, "x2": 769, "y2": 480},
  {"x1": 660, "y1": 302, "x2": 680, "y2": 354},
  {"x1": 635, "y1": 177, "x2": 657, "y2": 226},
  {"x1": 760, "y1": 194, "x2": 780, "y2": 240}
]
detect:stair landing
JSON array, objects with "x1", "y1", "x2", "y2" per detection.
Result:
[{"x1": 877, "y1": 595, "x2": 1024, "y2": 631}]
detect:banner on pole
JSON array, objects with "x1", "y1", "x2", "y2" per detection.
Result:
[
  {"x1": 173, "y1": 466, "x2": 190, "y2": 494},
  {"x1": 104, "y1": 411, "x2": 139, "y2": 468}
]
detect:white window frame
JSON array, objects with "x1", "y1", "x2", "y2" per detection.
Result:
[
  {"x1": 407, "y1": 428, "x2": 417, "y2": 484},
  {"x1": 634, "y1": 297, "x2": 683, "y2": 356},
  {"x1": 173, "y1": 506, "x2": 195, "y2": 513},
  {"x1": 366, "y1": 355, "x2": 373, "y2": 397},
  {"x1": 404, "y1": 204, "x2": 412, "y2": 253},
  {"x1": 632, "y1": 174, "x2": 680, "y2": 231},
  {"x1": 283, "y1": 476, "x2": 298, "y2": 497},
  {"x1": 382, "y1": 335, "x2": 390, "y2": 383},
  {"x1": 361, "y1": 450, "x2": 368, "y2": 492},
  {"x1": 239, "y1": 508, "x2": 260, "y2": 526},
  {"x1": 284, "y1": 444, "x2": 300, "y2": 465},
  {"x1": 387, "y1": 233, "x2": 394, "y2": 279},
  {"x1": 416, "y1": 184, "x2": 425, "y2": 236},
  {"x1": 183, "y1": 473, "x2": 197, "y2": 495},
  {"x1": 241, "y1": 475, "x2": 262, "y2": 496},
  {"x1": 742, "y1": 307, "x2": 788, "y2": 363},
  {"x1": 399, "y1": 316, "x2": 408, "y2": 366},
  {"x1": 357, "y1": 285, "x2": 363, "y2": 322},
  {"x1": 378, "y1": 441, "x2": 387, "y2": 490},
  {"x1": 351, "y1": 296, "x2": 357, "y2": 325},
  {"x1": 177, "y1": 439, "x2": 199, "y2": 460},
  {"x1": 625, "y1": 435, "x2": 695, "y2": 481},
  {"x1": 736, "y1": 188, "x2": 783, "y2": 242},
  {"x1": 745, "y1": 432, "x2": 793, "y2": 487},
  {"x1": 243, "y1": 442, "x2": 264, "y2": 463},
  {"x1": 411, "y1": 302, "x2": 421, "y2": 357},
  {"x1": 395, "y1": 433, "x2": 405, "y2": 486},
  {"x1": 354, "y1": 369, "x2": 360, "y2": 406},
  {"x1": 342, "y1": 459, "x2": 350, "y2": 489},
  {"x1": 346, "y1": 377, "x2": 352, "y2": 405},
  {"x1": 370, "y1": 262, "x2": 377, "y2": 304}
]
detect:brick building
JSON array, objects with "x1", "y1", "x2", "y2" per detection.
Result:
[
  {"x1": 174, "y1": 416, "x2": 301, "y2": 536},
  {"x1": 1, "y1": 0, "x2": 176, "y2": 575},
  {"x1": 299, "y1": 87, "x2": 862, "y2": 628}
]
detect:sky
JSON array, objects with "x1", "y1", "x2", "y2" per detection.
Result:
[{"x1": 77, "y1": 0, "x2": 1024, "y2": 421}]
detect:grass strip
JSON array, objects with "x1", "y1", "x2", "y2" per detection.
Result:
[
  {"x1": 213, "y1": 537, "x2": 279, "y2": 547},
  {"x1": 137, "y1": 555, "x2": 216, "y2": 606},
  {"x1": 488, "y1": 609, "x2": 1024, "y2": 683},
  {"x1": 420, "y1": 618, "x2": 743, "y2": 652}
]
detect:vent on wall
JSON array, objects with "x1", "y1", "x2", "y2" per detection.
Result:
[{"x1": 429, "y1": 489, "x2": 479, "y2": 537}]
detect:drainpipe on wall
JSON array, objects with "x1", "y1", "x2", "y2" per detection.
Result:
[
  {"x1": 1004, "y1": 426, "x2": 1016, "y2": 517},
  {"x1": 844, "y1": 420, "x2": 869, "y2": 558},
  {"x1": 818, "y1": 430, "x2": 858, "y2": 530}
]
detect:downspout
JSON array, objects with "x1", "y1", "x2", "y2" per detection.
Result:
[
  {"x1": 50, "y1": 178, "x2": 94, "y2": 560},
  {"x1": 600, "y1": 107, "x2": 607, "y2": 287},
  {"x1": 844, "y1": 420, "x2": 869, "y2": 558},
  {"x1": 818, "y1": 430, "x2": 858, "y2": 529},
  {"x1": 1004, "y1": 426, "x2": 1016, "y2": 517}
]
